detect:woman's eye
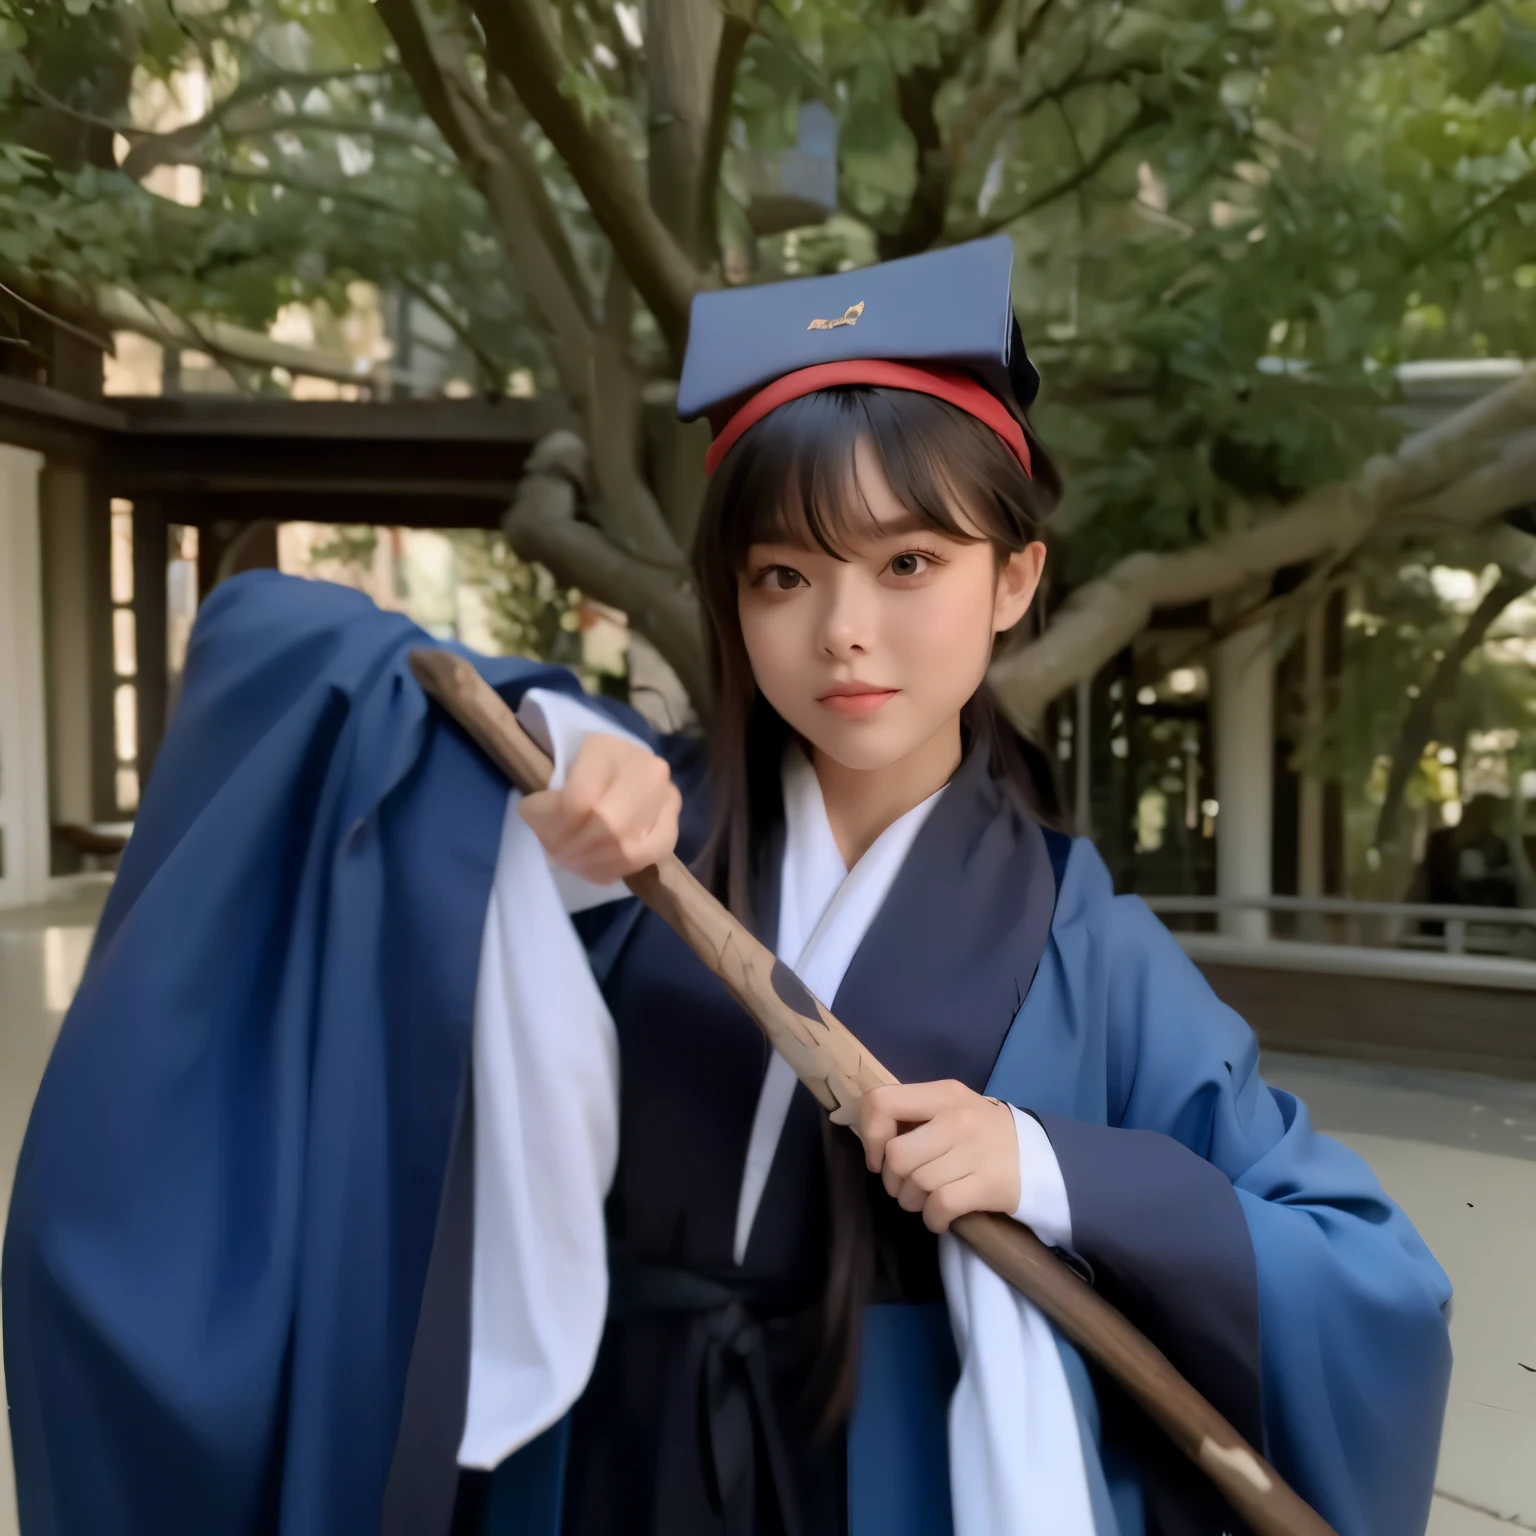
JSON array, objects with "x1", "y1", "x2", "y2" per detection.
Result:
[
  {"x1": 888, "y1": 552, "x2": 932, "y2": 578},
  {"x1": 759, "y1": 566, "x2": 806, "y2": 591}
]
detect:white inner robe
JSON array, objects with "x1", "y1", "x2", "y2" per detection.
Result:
[{"x1": 458, "y1": 691, "x2": 1097, "y2": 1535}]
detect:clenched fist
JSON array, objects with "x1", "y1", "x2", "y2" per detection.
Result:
[{"x1": 518, "y1": 732, "x2": 681, "y2": 886}]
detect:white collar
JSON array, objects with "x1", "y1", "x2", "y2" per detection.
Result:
[{"x1": 731, "y1": 745, "x2": 945, "y2": 1265}]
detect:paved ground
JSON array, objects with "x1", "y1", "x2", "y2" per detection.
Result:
[
  {"x1": 0, "y1": 896, "x2": 1532, "y2": 1533},
  {"x1": 1263, "y1": 1054, "x2": 1536, "y2": 1532}
]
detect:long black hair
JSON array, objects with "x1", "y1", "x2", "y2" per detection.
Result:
[{"x1": 686, "y1": 384, "x2": 1065, "y2": 1423}]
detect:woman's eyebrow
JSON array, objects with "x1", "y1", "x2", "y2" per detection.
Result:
[
  {"x1": 748, "y1": 505, "x2": 940, "y2": 556},
  {"x1": 861, "y1": 509, "x2": 943, "y2": 538}
]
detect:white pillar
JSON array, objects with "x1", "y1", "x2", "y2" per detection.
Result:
[
  {"x1": 1296, "y1": 602, "x2": 1326, "y2": 901},
  {"x1": 0, "y1": 444, "x2": 51, "y2": 909},
  {"x1": 1212, "y1": 616, "x2": 1274, "y2": 941}
]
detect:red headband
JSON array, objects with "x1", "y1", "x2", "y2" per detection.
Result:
[{"x1": 703, "y1": 359, "x2": 1033, "y2": 479}]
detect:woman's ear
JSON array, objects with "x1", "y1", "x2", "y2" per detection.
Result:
[{"x1": 993, "y1": 542, "x2": 1046, "y2": 634}]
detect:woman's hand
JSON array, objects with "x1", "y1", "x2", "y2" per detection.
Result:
[
  {"x1": 856, "y1": 1080, "x2": 1021, "y2": 1234},
  {"x1": 518, "y1": 732, "x2": 681, "y2": 885}
]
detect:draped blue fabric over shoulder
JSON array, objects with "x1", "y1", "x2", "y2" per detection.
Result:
[{"x1": 1, "y1": 572, "x2": 643, "y2": 1536}]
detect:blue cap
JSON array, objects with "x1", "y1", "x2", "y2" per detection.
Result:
[{"x1": 677, "y1": 236, "x2": 1039, "y2": 426}]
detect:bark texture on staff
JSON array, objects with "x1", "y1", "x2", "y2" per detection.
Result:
[{"x1": 407, "y1": 645, "x2": 1339, "y2": 1536}]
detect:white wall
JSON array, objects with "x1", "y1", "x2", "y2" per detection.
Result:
[{"x1": 0, "y1": 445, "x2": 50, "y2": 909}]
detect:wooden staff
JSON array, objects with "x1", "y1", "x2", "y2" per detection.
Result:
[{"x1": 409, "y1": 647, "x2": 1337, "y2": 1536}]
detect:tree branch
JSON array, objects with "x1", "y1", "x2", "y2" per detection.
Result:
[
  {"x1": 1391, "y1": 364, "x2": 1536, "y2": 484},
  {"x1": 1405, "y1": 170, "x2": 1536, "y2": 274},
  {"x1": 372, "y1": 0, "x2": 480, "y2": 164},
  {"x1": 503, "y1": 432, "x2": 707, "y2": 707},
  {"x1": 699, "y1": 2, "x2": 758, "y2": 265},
  {"x1": 584, "y1": 263, "x2": 687, "y2": 567},
  {"x1": 95, "y1": 286, "x2": 374, "y2": 383},
  {"x1": 214, "y1": 168, "x2": 425, "y2": 219},
  {"x1": 44, "y1": 65, "x2": 405, "y2": 181},
  {"x1": 1384, "y1": 427, "x2": 1536, "y2": 531},
  {"x1": 645, "y1": 0, "x2": 726, "y2": 261},
  {"x1": 380, "y1": 0, "x2": 696, "y2": 696},
  {"x1": 988, "y1": 367, "x2": 1536, "y2": 725},
  {"x1": 24, "y1": 66, "x2": 401, "y2": 145},
  {"x1": 1373, "y1": 564, "x2": 1536, "y2": 855},
  {"x1": 1017, "y1": 0, "x2": 1060, "y2": 55},
  {"x1": 881, "y1": 59, "x2": 951, "y2": 258},
  {"x1": 375, "y1": 0, "x2": 598, "y2": 409},
  {"x1": 1378, "y1": 0, "x2": 1494, "y2": 52},
  {"x1": 469, "y1": 0, "x2": 702, "y2": 357},
  {"x1": 0, "y1": 279, "x2": 112, "y2": 353},
  {"x1": 484, "y1": 76, "x2": 602, "y2": 328},
  {"x1": 876, "y1": 0, "x2": 1012, "y2": 259},
  {"x1": 399, "y1": 276, "x2": 508, "y2": 387},
  {"x1": 963, "y1": 103, "x2": 1164, "y2": 239},
  {"x1": 1006, "y1": 58, "x2": 1159, "y2": 126},
  {"x1": 120, "y1": 110, "x2": 451, "y2": 180}
]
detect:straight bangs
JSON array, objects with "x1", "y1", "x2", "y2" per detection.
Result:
[{"x1": 706, "y1": 386, "x2": 1038, "y2": 577}]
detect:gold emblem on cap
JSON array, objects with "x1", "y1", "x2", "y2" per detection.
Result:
[{"x1": 807, "y1": 301, "x2": 864, "y2": 331}]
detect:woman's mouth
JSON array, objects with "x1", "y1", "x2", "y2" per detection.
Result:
[{"x1": 817, "y1": 684, "x2": 899, "y2": 718}]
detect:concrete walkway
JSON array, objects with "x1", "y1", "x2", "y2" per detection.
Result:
[
  {"x1": 1264, "y1": 1053, "x2": 1536, "y2": 1532},
  {"x1": 0, "y1": 900, "x2": 1532, "y2": 1533}
]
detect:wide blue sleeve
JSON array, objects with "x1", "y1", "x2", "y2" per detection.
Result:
[
  {"x1": 1002, "y1": 841, "x2": 1452, "y2": 1536},
  {"x1": 1, "y1": 572, "x2": 600, "y2": 1536}
]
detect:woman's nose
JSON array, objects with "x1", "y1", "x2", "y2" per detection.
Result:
[{"x1": 816, "y1": 574, "x2": 873, "y2": 658}]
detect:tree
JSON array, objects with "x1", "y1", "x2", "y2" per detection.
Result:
[
  {"x1": 4, "y1": 0, "x2": 1536, "y2": 725},
  {"x1": 1311, "y1": 533, "x2": 1536, "y2": 895},
  {"x1": 1370, "y1": 550, "x2": 1535, "y2": 859}
]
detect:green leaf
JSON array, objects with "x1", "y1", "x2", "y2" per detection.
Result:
[
  {"x1": 1494, "y1": 16, "x2": 1536, "y2": 87},
  {"x1": 558, "y1": 67, "x2": 612, "y2": 125}
]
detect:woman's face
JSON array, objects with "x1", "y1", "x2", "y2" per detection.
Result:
[{"x1": 736, "y1": 437, "x2": 1045, "y2": 774}]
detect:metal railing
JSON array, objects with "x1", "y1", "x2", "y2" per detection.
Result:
[{"x1": 1143, "y1": 893, "x2": 1536, "y2": 957}]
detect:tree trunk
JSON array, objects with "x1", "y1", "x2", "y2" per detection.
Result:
[
  {"x1": 503, "y1": 431, "x2": 711, "y2": 710},
  {"x1": 645, "y1": 0, "x2": 724, "y2": 264}
]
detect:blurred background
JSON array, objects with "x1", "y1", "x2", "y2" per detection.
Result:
[{"x1": 0, "y1": 0, "x2": 1533, "y2": 1529}]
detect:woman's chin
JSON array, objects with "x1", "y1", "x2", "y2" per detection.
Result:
[{"x1": 797, "y1": 719, "x2": 924, "y2": 776}]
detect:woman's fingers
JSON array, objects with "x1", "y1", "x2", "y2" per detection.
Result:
[
  {"x1": 921, "y1": 1173, "x2": 990, "y2": 1234},
  {"x1": 891, "y1": 1146, "x2": 972, "y2": 1210},
  {"x1": 517, "y1": 788, "x2": 574, "y2": 849},
  {"x1": 563, "y1": 768, "x2": 678, "y2": 880},
  {"x1": 857, "y1": 1080, "x2": 967, "y2": 1172},
  {"x1": 518, "y1": 735, "x2": 679, "y2": 882},
  {"x1": 864, "y1": 1080, "x2": 967, "y2": 1126},
  {"x1": 860, "y1": 1080, "x2": 1019, "y2": 1228},
  {"x1": 517, "y1": 740, "x2": 615, "y2": 850},
  {"x1": 555, "y1": 786, "x2": 680, "y2": 883},
  {"x1": 879, "y1": 1119, "x2": 954, "y2": 1196}
]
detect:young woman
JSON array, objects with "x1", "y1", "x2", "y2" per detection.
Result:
[
  {"x1": 466, "y1": 241, "x2": 1454, "y2": 1536},
  {"x1": 4, "y1": 240, "x2": 1451, "y2": 1536}
]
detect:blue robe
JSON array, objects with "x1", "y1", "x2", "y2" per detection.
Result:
[{"x1": 3, "y1": 572, "x2": 1452, "y2": 1536}]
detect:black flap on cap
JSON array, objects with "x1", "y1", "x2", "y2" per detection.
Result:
[{"x1": 677, "y1": 235, "x2": 1040, "y2": 425}]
